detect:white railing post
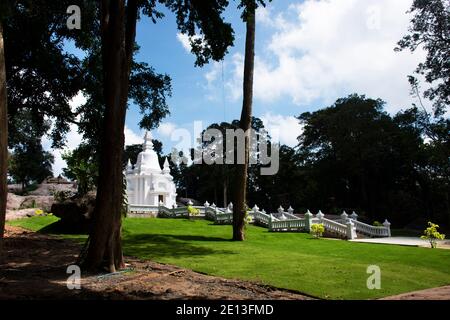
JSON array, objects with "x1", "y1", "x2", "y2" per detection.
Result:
[
  {"x1": 252, "y1": 204, "x2": 259, "y2": 215},
  {"x1": 304, "y1": 210, "x2": 313, "y2": 232},
  {"x1": 346, "y1": 220, "x2": 356, "y2": 239},
  {"x1": 350, "y1": 211, "x2": 358, "y2": 221},
  {"x1": 204, "y1": 201, "x2": 210, "y2": 208},
  {"x1": 187, "y1": 200, "x2": 193, "y2": 206},
  {"x1": 341, "y1": 210, "x2": 349, "y2": 222},
  {"x1": 383, "y1": 219, "x2": 391, "y2": 237},
  {"x1": 228, "y1": 202, "x2": 233, "y2": 211},
  {"x1": 288, "y1": 206, "x2": 294, "y2": 215},
  {"x1": 316, "y1": 210, "x2": 324, "y2": 222}
]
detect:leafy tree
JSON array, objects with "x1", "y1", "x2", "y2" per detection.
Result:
[
  {"x1": 85, "y1": 0, "x2": 234, "y2": 272},
  {"x1": 9, "y1": 138, "x2": 54, "y2": 190},
  {"x1": 297, "y1": 95, "x2": 424, "y2": 223},
  {"x1": 62, "y1": 144, "x2": 98, "y2": 196},
  {"x1": 396, "y1": 0, "x2": 450, "y2": 116}
]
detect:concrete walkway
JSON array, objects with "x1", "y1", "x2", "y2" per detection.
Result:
[{"x1": 350, "y1": 237, "x2": 449, "y2": 248}]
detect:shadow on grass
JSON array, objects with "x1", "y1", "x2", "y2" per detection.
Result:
[
  {"x1": 122, "y1": 233, "x2": 236, "y2": 259},
  {"x1": 38, "y1": 220, "x2": 89, "y2": 235}
]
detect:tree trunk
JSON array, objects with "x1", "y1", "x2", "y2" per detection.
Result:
[
  {"x1": 233, "y1": 4, "x2": 255, "y2": 241},
  {"x1": 223, "y1": 180, "x2": 227, "y2": 208},
  {"x1": 84, "y1": 0, "x2": 137, "y2": 272},
  {"x1": 0, "y1": 22, "x2": 8, "y2": 256}
]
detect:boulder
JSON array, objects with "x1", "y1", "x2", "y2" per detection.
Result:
[
  {"x1": 50, "y1": 192, "x2": 96, "y2": 231},
  {"x1": 6, "y1": 193, "x2": 23, "y2": 210},
  {"x1": 20, "y1": 196, "x2": 55, "y2": 212}
]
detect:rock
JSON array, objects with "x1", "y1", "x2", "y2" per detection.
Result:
[
  {"x1": 5, "y1": 208, "x2": 38, "y2": 221},
  {"x1": 6, "y1": 193, "x2": 24, "y2": 210},
  {"x1": 50, "y1": 192, "x2": 96, "y2": 231},
  {"x1": 20, "y1": 196, "x2": 55, "y2": 212},
  {"x1": 28, "y1": 183, "x2": 77, "y2": 196}
]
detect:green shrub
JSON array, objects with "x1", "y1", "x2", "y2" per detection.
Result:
[
  {"x1": 187, "y1": 205, "x2": 200, "y2": 216},
  {"x1": 311, "y1": 223, "x2": 325, "y2": 238},
  {"x1": 421, "y1": 222, "x2": 446, "y2": 248},
  {"x1": 373, "y1": 221, "x2": 383, "y2": 227}
]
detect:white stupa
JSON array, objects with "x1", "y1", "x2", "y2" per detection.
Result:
[{"x1": 126, "y1": 131, "x2": 177, "y2": 208}]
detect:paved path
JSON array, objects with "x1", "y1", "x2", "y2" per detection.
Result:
[{"x1": 350, "y1": 237, "x2": 449, "y2": 248}]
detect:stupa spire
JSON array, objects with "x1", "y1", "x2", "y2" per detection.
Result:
[
  {"x1": 163, "y1": 157, "x2": 170, "y2": 174},
  {"x1": 143, "y1": 131, "x2": 154, "y2": 151}
]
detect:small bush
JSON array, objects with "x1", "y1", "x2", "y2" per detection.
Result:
[
  {"x1": 373, "y1": 221, "x2": 383, "y2": 227},
  {"x1": 421, "y1": 222, "x2": 445, "y2": 248},
  {"x1": 311, "y1": 223, "x2": 325, "y2": 238},
  {"x1": 187, "y1": 205, "x2": 200, "y2": 216}
]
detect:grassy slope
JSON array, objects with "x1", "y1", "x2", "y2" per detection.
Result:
[{"x1": 8, "y1": 216, "x2": 450, "y2": 299}]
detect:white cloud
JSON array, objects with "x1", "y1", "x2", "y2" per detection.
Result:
[
  {"x1": 176, "y1": 33, "x2": 192, "y2": 53},
  {"x1": 157, "y1": 122, "x2": 178, "y2": 137},
  {"x1": 124, "y1": 126, "x2": 143, "y2": 146},
  {"x1": 219, "y1": 0, "x2": 425, "y2": 114},
  {"x1": 261, "y1": 113, "x2": 303, "y2": 147}
]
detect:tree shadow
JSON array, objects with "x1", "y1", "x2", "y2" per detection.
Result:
[{"x1": 122, "y1": 233, "x2": 236, "y2": 259}]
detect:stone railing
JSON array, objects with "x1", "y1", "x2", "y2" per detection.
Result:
[
  {"x1": 251, "y1": 206, "x2": 271, "y2": 227},
  {"x1": 133, "y1": 201, "x2": 391, "y2": 240},
  {"x1": 128, "y1": 204, "x2": 160, "y2": 214},
  {"x1": 337, "y1": 211, "x2": 391, "y2": 238},
  {"x1": 269, "y1": 216, "x2": 306, "y2": 232}
]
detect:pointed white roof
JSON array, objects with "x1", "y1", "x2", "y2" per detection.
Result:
[{"x1": 134, "y1": 131, "x2": 162, "y2": 174}]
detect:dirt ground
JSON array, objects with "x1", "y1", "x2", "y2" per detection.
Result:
[{"x1": 0, "y1": 226, "x2": 312, "y2": 300}]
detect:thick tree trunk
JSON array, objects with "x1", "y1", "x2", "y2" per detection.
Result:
[
  {"x1": 233, "y1": 5, "x2": 255, "y2": 241},
  {"x1": 223, "y1": 180, "x2": 227, "y2": 208},
  {"x1": 0, "y1": 22, "x2": 8, "y2": 256},
  {"x1": 0, "y1": 22, "x2": 7, "y2": 258},
  {"x1": 84, "y1": 0, "x2": 137, "y2": 272}
]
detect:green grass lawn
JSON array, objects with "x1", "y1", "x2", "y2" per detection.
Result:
[{"x1": 7, "y1": 216, "x2": 450, "y2": 299}]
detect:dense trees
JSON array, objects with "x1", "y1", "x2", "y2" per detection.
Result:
[
  {"x1": 8, "y1": 139, "x2": 54, "y2": 190},
  {"x1": 175, "y1": 95, "x2": 449, "y2": 230}
]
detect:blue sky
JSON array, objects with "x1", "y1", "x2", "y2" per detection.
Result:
[{"x1": 49, "y1": 0, "x2": 425, "y2": 175}]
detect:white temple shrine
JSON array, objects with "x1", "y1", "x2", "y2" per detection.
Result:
[{"x1": 125, "y1": 131, "x2": 177, "y2": 208}]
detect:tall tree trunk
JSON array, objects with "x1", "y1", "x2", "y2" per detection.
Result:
[
  {"x1": 223, "y1": 180, "x2": 227, "y2": 208},
  {"x1": 0, "y1": 22, "x2": 8, "y2": 255},
  {"x1": 233, "y1": 4, "x2": 255, "y2": 241},
  {"x1": 84, "y1": 0, "x2": 137, "y2": 272}
]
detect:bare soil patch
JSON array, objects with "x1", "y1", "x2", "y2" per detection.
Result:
[
  {"x1": 381, "y1": 286, "x2": 450, "y2": 300},
  {"x1": 0, "y1": 226, "x2": 311, "y2": 300}
]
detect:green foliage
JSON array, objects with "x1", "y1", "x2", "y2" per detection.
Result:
[
  {"x1": 421, "y1": 222, "x2": 446, "y2": 248},
  {"x1": 4, "y1": 0, "x2": 85, "y2": 149},
  {"x1": 310, "y1": 223, "x2": 325, "y2": 239},
  {"x1": 396, "y1": 0, "x2": 450, "y2": 116},
  {"x1": 9, "y1": 138, "x2": 54, "y2": 188},
  {"x1": 373, "y1": 221, "x2": 383, "y2": 227},
  {"x1": 187, "y1": 205, "x2": 200, "y2": 216},
  {"x1": 62, "y1": 144, "x2": 97, "y2": 195}
]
